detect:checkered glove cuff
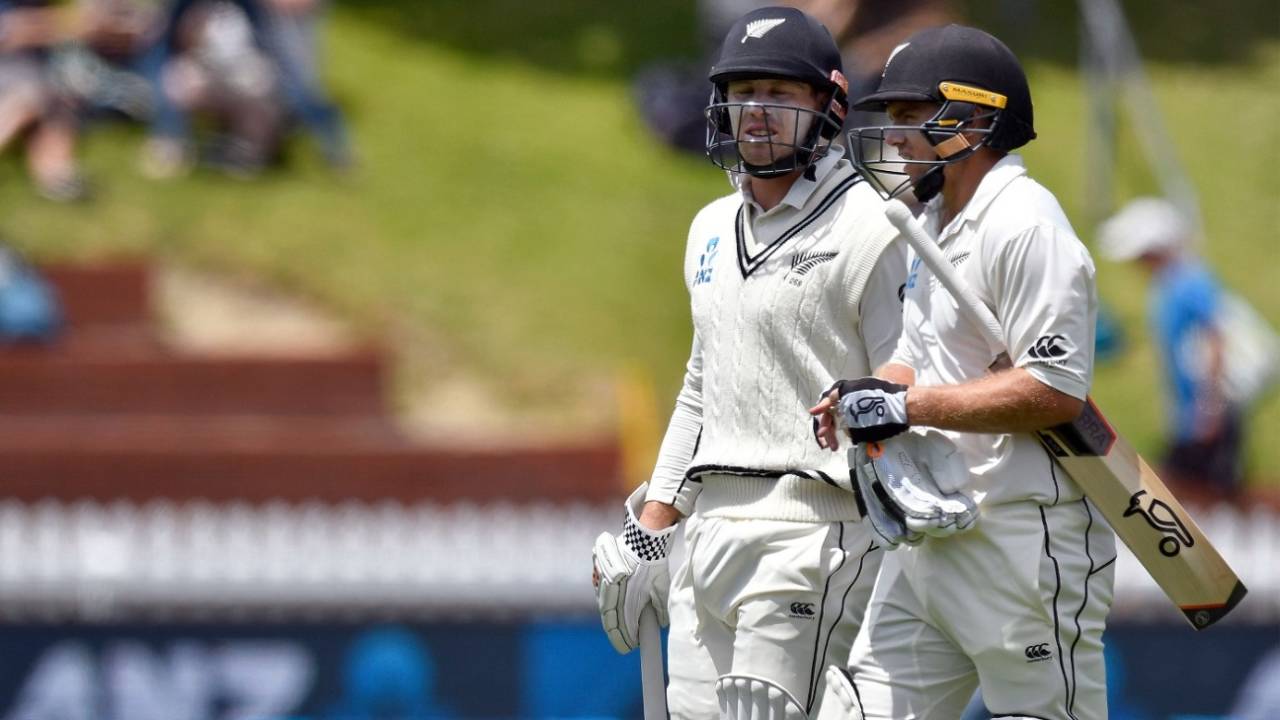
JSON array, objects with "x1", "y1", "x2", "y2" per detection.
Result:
[
  {"x1": 622, "y1": 512, "x2": 671, "y2": 561},
  {"x1": 621, "y1": 490, "x2": 674, "y2": 562}
]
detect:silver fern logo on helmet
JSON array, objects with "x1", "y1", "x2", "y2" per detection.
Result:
[
  {"x1": 741, "y1": 18, "x2": 786, "y2": 43},
  {"x1": 883, "y1": 42, "x2": 910, "y2": 76}
]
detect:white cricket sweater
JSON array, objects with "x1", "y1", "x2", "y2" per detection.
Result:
[{"x1": 645, "y1": 149, "x2": 908, "y2": 522}]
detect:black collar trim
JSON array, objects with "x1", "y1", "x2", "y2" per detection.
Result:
[{"x1": 736, "y1": 174, "x2": 863, "y2": 279}]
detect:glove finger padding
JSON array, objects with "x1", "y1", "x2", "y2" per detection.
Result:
[
  {"x1": 911, "y1": 430, "x2": 978, "y2": 536},
  {"x1": 852, "y1": 431, "x2": 978, "y2": 546},
  {"x1": 849, "y1": 445, "x2": 923, "y2": 549},
  {"x1": 592, "y1": 484, "x2": 675, "y2": 654}
]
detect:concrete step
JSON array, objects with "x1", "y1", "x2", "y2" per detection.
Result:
[
  {"x1": 42, "y1": 262, "x2": 152, "y2": 328},
  {"x1": 0, "y1": 429, "x2": 621, "y2": 504},
  {"x1": 0, "y1": 349, "x2": 388, "y2": 415},
  {"x1": 0, "y1": 414, "x2": 405, "y2": 449}
]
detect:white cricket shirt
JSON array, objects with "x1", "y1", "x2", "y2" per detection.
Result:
[{"x1": 891, "y1": 154, "x2": 1099, "y2": 508}]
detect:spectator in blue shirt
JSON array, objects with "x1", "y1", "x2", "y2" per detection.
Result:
[{"x1": 1099, "y1": 197, "x2": 1243, "y2": 499}]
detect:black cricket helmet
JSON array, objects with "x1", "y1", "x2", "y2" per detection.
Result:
[
  {"x1": 847, "y1": 24, "x2": 1036, "y2": 201},
  {"x1": 704, "y1": 6, "x2": 849, "y2": 178}
]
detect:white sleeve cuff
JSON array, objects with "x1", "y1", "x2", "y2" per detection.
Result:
[{"x1": 1022, "y1": 362, "x2": 1089, "y2": 402}]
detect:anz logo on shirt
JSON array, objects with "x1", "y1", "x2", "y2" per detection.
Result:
[
  {"x1": 905, "y1": 256, "x2": 922, "y2": 290},
  {"x1": 694, "y1": 236, "x2": 720, "y2": 287}
]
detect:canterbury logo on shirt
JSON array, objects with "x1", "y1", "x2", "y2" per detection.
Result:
[
  {"x1": 788, "y1": 601, "x2": 816, "y2": 618},
  {"x1": 1024, "y1": 643, "x2": 1053, "y2": 662},
  {"x1": 1026, "y1": 334, "x2": 1069, "y2": 362}
]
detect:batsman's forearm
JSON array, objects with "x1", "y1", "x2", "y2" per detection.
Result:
[
  {"x1": 876, "y1": 362, "x2": 915, "y2": 386},
  {"x1": 905, "y1": 368, "x2": 1084, "y2": 434},
  {"x1": 639, "y1": 501, "x2": 683, "y2": 531}
]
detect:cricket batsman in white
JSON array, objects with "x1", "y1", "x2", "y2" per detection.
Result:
[
  {"x1": 810, "y1": 24, "x2": 1118, "y2": 720},
  {"x1": 591, "y1": 7, "x2": 915, "y2": 718}
]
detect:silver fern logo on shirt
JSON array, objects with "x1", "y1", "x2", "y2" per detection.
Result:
[{"x1": 786, "y1": 251, "x2": 837, "y2": 287}]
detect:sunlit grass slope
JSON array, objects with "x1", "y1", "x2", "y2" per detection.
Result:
[{"x1": 0, "y1": 4, "x2": 1275, "y2": 482}]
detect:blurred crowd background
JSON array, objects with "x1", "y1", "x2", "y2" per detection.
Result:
[
  {"x1": 0, "y1": 0, "x2": 1274, "y2": 718},
  {"x1": 0, "y1": 0, "x2": 350, "y2": 202}
]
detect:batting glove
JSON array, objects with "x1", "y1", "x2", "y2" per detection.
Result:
[
  {"x1": 592, "y1": 484, "x2": 675, "y2": 654},
  {"x1": 850, "y1": 441, "x2": 923, "y2": 549},
  {"x1": 852, "y1": 431, "x2": 978, "y2": 549},
  {"x1": 826, "y1": 378, "x2": 910, "y2": 444}
]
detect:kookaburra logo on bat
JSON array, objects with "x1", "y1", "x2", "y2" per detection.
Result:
[{"x1": 1124, "y1": 490, "x2": 1195, "y2": 557}]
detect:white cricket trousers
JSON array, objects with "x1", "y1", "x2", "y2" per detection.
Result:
[
  {"x1": 822, "y1": 498, "x2": 1116, "y2": 720},
  {"x1": 666, "y1": 508, "x2": 882, "y2": 718}
]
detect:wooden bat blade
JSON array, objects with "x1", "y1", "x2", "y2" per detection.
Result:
[
  {"x1": 1038, "y1": 399, "x2": 1248, "y2": 629},
  {"x1": 639, "y1": 605, "x2": 668, "y2": 719}
]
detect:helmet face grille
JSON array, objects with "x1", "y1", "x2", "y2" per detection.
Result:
[
  {"x1": 847, "y1": 126, "x2": 923, "y2": 200},
  {"x1": 703, "y1": 98, "x2": 842, "y2": 178},
  {"x1": 702, "y1": 8, "x2": 851, "y2": 178},
  {"x1": 846, "y1": 100, "x2": 1000, "y2": 202}
]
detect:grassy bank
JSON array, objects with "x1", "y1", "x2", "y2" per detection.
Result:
[{"x1": 0, "y1": 4, "x2": 1275, "y2": 482}]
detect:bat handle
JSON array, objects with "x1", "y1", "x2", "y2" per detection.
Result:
[
  {"x1": 884, "y1": 200, "x2": 1007, "y2": 359},
  {"x1": 639, "y1": 605, "x2": 668, "y2": 719}
]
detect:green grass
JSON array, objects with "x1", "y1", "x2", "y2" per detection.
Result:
[{"x1": 0, "y1": 4, "x2": 1277, "y2": 483}]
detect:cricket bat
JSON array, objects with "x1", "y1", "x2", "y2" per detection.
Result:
[
  {"x1": 885, "y1": 200, "x2": 1247, "y2": 630},
  {"x1": 639, "y1": 605, "x2": 668, "y2": 719}
]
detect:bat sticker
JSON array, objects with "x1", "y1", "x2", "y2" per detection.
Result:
[{"x1": 1124, "y1": 490, "x2": 1195, "y2": 557}]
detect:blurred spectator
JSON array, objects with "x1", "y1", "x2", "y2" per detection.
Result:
[
  {"x1": 138, "y1": 0, "x2": 349, "y2": 179},
  {"x1": 0, "y1": 0, "x2": 89, "y2": 200},
  {"x1": 1099, "y1": 198, "x2": 1280, "y2": 500},
  {"x1": 0, "y1": 242, "x2": 61, "y2": 342},
  {"x1": 51, "y1": 0, "x2": 161, "y2": 123},
  {"x1": 261, "y1": 0, "x2": 352, "y2": 169},
  {"x1": 141, "y1": 0, "x2": 283, "y2": 178}
]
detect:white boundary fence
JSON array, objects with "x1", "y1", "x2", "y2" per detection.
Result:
[{"x1": 0, "y1": 499, "x2": 1273, "y2": 623}]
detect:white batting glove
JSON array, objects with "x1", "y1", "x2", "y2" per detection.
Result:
[
  {"x1": 852, "y1": 431, "x2": 977, "y2": 548},
  {"x1": 850, "y1": 442, "x2": 924, "y2": 549},
  {"x1": 592, "y1": 484, "x2": 675, "y2": 654}
]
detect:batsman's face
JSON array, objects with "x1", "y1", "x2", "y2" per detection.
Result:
[
  {"x1": 725, "y1": 78, "x2": 823, "y2": 166},
  {"x1": 885, "y1": 101, "x2": 941, "y2": 181}
]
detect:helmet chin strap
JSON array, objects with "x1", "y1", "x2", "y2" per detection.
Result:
[
  {"x1": 910, "y1": 135, "x2": 969, "y2": 202},
  {"x1": 911, "y1": 110, "x2": 993, "y2": 202},
  {"x1": 741, "y1": 152, "x2": 814, "y2": 178},
  {"x1": 912, "y1": 165, "x2": 945, "y2": 202},
  {"x1": 741, "y1": 157, "x2": 804, "y2": 178}
]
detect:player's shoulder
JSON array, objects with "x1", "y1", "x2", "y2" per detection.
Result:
[
  {"x1": 842, "y1": 172, "x2": 892, "y2": 210},
  {"x1": 687, "y1": 192, "x2": 739, "y2": 241},
  {"x1": 691, "y1": 191, "x2": 742, "y2": 228},
  {"x1": 825, "y1": 171, "x2": 896, "y2": 233},
  {"x1": 982, "y1": 171, "x2": 1078, "y2": 244}
]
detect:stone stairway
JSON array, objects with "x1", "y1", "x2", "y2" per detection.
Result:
[{"x1": 0, "y1": 262, "x2": 620, "y2": 505}]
